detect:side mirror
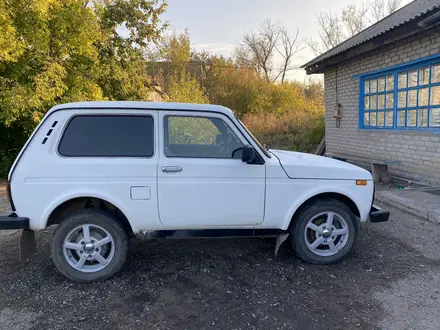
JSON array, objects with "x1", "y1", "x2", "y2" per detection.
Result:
[{"x1": 242, "y1": 145, "x2": 256, "y2": 164}]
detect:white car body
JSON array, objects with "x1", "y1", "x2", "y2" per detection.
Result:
[
  {"x1": 7, "y1": 101, "x2": 375, "y2": 234},
  {"x1": 1, "y1": 101, "x2": 391, "y2": 281}
]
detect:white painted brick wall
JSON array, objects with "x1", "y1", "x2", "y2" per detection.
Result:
[{"x1": 324, "y1": 26, "x2": 440, "y2": 184}]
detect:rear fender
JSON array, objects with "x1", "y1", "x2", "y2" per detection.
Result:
[{"x1": 40, "y1": 189, "x2": 137, "y2": 232}]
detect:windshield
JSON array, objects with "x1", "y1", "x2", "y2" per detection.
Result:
[{"x1": 235, "y1": 116, "x2": 271, "y2": 158}]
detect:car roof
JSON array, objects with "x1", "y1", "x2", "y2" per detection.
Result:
[{"x1": 48, "y1": 101, "x2": 234, "y2": 117}]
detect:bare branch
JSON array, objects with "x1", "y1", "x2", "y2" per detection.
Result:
[
  {"x1": 342, "y1": 4, "x2": 368, "y2": 35},
  {"x1": 385, "y1": 0, "x2": 403, "y2": 15},
  {"x1": 307, "y1": 0, "x2": 403, "y2": 55},
  {"x1": 275, "y1": 26, "x2": 303, "y2": 83},
  {"x1": 369, "y1": 0, "x2": 402, "y2": 21},
  {"x1": 304, "y1": 37, "x2": 325, "y2": 56},
  {"x1": 369, "y1": 0, "x2": 386, "y2": 22},
  {"x1": 241, "y1": 19, "x2": 280, "y2": 82}
]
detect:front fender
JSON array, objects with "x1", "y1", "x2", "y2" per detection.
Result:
[
  {"x1": 39, "y1": 189, "x2": 137, "y2": 232},
  {"x1": 279, "y1": 182, "x2": 373, "y2": 230}
]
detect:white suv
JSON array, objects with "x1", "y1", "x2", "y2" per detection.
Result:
[{"x1": 0, "y1": 102, "x2": 389, "y2": 282}]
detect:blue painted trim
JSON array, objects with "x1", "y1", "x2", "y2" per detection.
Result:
[
  {"x1": 359, "y1": 77, "x2": 364, "y2": 128},
  {"x1": 352, "y1": 53, "x2": 440, "y2": 79},
  {"x1": 397, "y1": 81, "x2": 440, "y2": 91},
  {"x1": 358, "y1": 56, "x2": 440, "y2": 131},
  {"x1": 393, "y1": 71, "x2": 398, "y2": 127},
  {"x1": 416, "y1": 69, "x2": 420, "y2": 127},
  {"x1": 360, "y1": 127, "x2": 440, "y2": 132},
  {"x1": 365, "y1": 91, "x2": 390, "y2": 96},
  {"x1": 393, "y1": 105, "x2": 440, "y2": 110}
]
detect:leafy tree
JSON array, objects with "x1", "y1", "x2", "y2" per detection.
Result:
[
  {"x1": 154, "y1": 30, "x2": 209, "y2": 104},
  {"x1": 167, "y1": 70, "x2": 209, "y2": 104},
  {"x1": 160, "y1": 29, "x2": 191, "y2": 73},
  {"x1": 0, "y1": 0, "x2": 167, "y2": 128},
  {"x1": 201, "y1": 56, "x2": 266, "y2": 116},
  {"x1": 0, "y1": 0, "x2": 24, "y2": 62},
  {"x1": 0, "y1": 0, "x2": 167, "y2": 177}
]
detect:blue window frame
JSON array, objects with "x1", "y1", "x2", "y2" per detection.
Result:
[{"x1": 360, "y1": 57, "x2": 440, "y2": 130}]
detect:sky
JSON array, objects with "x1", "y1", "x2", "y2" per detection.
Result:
[{"x1": 161, "y1": 0, "x2": 371, "y2": 81}]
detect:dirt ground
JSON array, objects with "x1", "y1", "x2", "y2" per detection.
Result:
[
  {"x1": 0, "y1": 182, "x2": 9, "y2": 214},
  {"x1": 0, "y1": 191, "x2": 439, "y2": 330}
]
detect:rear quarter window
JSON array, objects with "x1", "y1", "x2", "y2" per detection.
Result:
[{"x1": 58, "y1": 115, "x2": 154, "y2": 157}]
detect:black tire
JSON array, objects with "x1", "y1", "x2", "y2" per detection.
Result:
[
  {"x1": 290, "y1": 198, "x2": 358, "y2": 264},
  {"x1": 51, "y1": 208, "x2": 128, "y2": 282}
]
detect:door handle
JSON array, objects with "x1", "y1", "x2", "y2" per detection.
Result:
[{"x1": 161, "y1": 166, "x2": 183, "y2": 173}]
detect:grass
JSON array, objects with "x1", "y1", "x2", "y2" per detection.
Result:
[{"x1": 243, "y1": 111, "x2": 325, "y2": 153}]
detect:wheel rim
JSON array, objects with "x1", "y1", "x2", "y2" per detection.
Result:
[
  {"x1": 63, "y1": 224, "x2": 115, "y2": 273},
  {"x1": 304, "y1": 211, "x2": 349, "y2": 257}
]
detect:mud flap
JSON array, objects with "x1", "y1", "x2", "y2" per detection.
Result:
[
  {"x1": 274, "y1": 233, "x2": 289, "y2": 256},
  {"x1": 19, "y1": 229, "x2": 36, "y2": 260}
]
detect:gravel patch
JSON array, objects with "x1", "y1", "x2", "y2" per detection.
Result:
[
  {"x1": 0, "y1": 308, "x2": 41, "y2": 330},
  {"x1": 0, "y1": 184, "x2": 10, "y2": 214},
  {"x1": 374, "y1": 271, "x2": 440, "y2": 330}
]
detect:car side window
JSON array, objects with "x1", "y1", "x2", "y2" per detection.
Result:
[
  {"x1": 164, "y1": 116, "x2": 244, "y2": 158},
  {"x1": 58, "y1": 115, "x2": 154, "y2": 157}
]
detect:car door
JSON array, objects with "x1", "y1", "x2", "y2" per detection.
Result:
[{"x1": 157, "y1": 111, "x2": 265, "y2": 228}]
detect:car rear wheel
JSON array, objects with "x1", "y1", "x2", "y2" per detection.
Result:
[
  {"x1": 51, "y1": 209, "x2": 128, "y2": 282},
  {"x1": 290, "y1": 199, "x2": 358, "y2": 264}
]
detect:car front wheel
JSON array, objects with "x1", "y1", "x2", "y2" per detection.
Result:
[
  {"x1": 290, "y1": 199, "x2": 358, "y2": 264},
  {"x1": 51, "y1": 209, "x2": 128, "y2": 282}
]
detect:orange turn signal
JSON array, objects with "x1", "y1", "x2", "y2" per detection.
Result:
[{"x1": 356, "y1": 180, "x2": 368, "y2": 186}]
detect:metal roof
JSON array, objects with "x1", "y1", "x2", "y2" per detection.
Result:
[{"x1": 302, "y1": 0, "x2": 440, "y2": 71}]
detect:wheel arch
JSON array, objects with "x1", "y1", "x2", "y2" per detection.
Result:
[
  {"x1": 43, "y1": 192, "x2": 136, "y2": 235},
  {"x1": 284, "y1": 192, "x2": 361, "y2": 231}
]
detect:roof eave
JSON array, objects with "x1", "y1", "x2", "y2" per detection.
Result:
[
  {"x1": 303, "y1": 18, "x2": 434, "y2": 74},
  {"x1": 302, "y1": 3, "x2": 440, "y2": 74}
]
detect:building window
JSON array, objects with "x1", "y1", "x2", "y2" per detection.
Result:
[{"x1": 361, "y1": 60, "x2": 440, "y2": 130}]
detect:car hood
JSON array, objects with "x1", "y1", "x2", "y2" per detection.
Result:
[{"x1": 270, "y1": 149, "x2": 372, "y2": 180}]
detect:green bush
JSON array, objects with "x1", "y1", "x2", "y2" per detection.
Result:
[
  {"x1": 167, "y1": 70, "x2": 209, "y2": 104},
  {"x1": 244, "y1": 110, "x2": 325, "y2": 154},
  {"x1": 0, "y1": 124, "x2": 29, "y2": 178}
]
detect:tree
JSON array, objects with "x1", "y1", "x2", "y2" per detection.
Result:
[
  {"x1": 0, "y1": 0, "x2": 167, "y2": 128},
  {"x1": 167, "y1": 70, "x2": 209, "y2": 104},
  {"x1": 369, "y1": 0, "x2": 403, "y2": 22},
  {"x1": 0, "y1": 0, "x2": 24, "y2": 62},
  {"x1": 241, "y1": 19, "x2": 280, "y2": 83},
  {"x1": 200, "y1": 54, "x2": 268, "y2": 116},
  {"x1": 307, "y1": 0, "x2": 404, "y2": 55},
  {"x1": 238, "y1": 20, "x2": 302, "y2": 83},
  {"x1": 160, "y1": 30, "x2": 191, "y2": 73},
  {"x1": 0, "y1": 0, "x2": 168, "y2": 177},
  {"x1": 277, "y1": 26, "x2": 302, "y2": 84},
  {"x1": 96, "y1": 0, "x2": 167, "y2": 48},
  {"x1": 156, "y1": 30, "x2": 209, "y2": 103}
]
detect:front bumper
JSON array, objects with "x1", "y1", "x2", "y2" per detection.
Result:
[
  {"x1": 0, "y1": 213, "x2": 30, "y2": 229},
  {"x1": 369, "y1": 205, "x2": 390, "y2": 223}
]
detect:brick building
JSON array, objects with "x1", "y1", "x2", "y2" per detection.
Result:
[{"x1": 302, "y1": 0, "x2": 440, "y2": 184}]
